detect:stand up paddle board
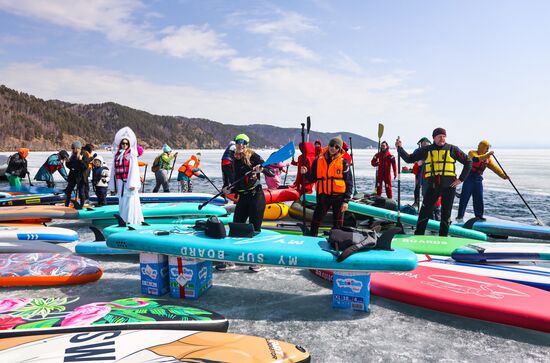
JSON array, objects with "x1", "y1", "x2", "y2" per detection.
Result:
[
  {"x1": 0, "y1": 205, "x2": 79, "y2": 221},
  {"x1": 107, "y1": 228, "x2": 418, "y2": 272},
  {"x1": 458, "y1": 218, "x2": 550, "y2": 241},
  {"x1": 90, "y1": 192, "x2": 226, "y2": 206},
  {"x1": 0, "y1": 241, "x2": 70, "y2": 254},
  {"x1": 0, "y1": 296, "x2": 228, "y2": 337},
  {"x1": 304, "y1": 194, "x2": 487, "y2": 241},
  {"x1": 418, "y1": 255, "x2": 550, "y2": 291},
  {"x1": 451, "y1": 243, "x2": 550, "y2": 262},
  {"x1": 0, "y1": 226, "x2": 78, "y2": 243},
  {"x1": 0, "y1": 185, "x2": 65, "y2": 195},
  {"x1": 390, "y1": 234, "x2": 478, "y2": 256},
  {"x1": 311, "y1": 266, "x2": 550, "y2": 333},
  {"x1": 0, "y1": 253, "x2": 102, "y2": 286},
  {"x1": 95, "y1": 215, "x2": 234, "y2": 231},
  {"x1": 263, "y1": 203, "x2": 289, "y2": 220},
  {"x1": 228, "y1": 186, "x2": 301, "y2": 204},
  {"x1": 0, "y1": 193, "x2": 65, "y2": 207},
  {"x1": 0, "y1": 330, "x2": 310, "y2": 363},
  {"x1": 77, "y1": 202, "x2": 227, "y2": 221}
]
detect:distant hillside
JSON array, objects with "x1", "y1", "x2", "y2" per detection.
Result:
[{"x1": 0, "y1": 85, "x2": 377, "y2": 151}]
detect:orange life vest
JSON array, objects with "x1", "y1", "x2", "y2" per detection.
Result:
[
  {"x1": 315, "y1": 149, "x2": 346, "y2": 195},
  {"x1": 178, "y1": 155, "x2": 200, "y2": 177}
]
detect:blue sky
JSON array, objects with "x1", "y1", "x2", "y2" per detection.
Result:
[{"x1": 1, "y1": 0, "x2": 549, "y2": 147}]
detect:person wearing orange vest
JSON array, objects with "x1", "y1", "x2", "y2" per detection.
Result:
[
  {"x1": 456, "y1": 140, "x2": 508, "y2": 222},
  {"x1": 177, "y1": 153, "x2": 205, "y2": 192},
  {"x1": 301, "y1": 136, "x2": 353, "y2": 236}
]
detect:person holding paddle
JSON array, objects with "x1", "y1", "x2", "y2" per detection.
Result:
[
  {"x1": 152, "y1": 144, "x2": 178, "y2": 193},
  {"x1": 456, "y1": 140, "x2": 508, "y2": 222},
  {"x1": 219, "y1": 133, "x2": 274, "y2": 272},
  {"x1": 300, "y1": 136, "x2": 353, "y2": 236},
  {"x1": 396, "y1": 128, "x2": 471, "y2": 236}
]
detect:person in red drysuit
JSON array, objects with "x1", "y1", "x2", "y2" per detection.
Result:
[
  {"x1": 291, "y1": 142, "x2": 315, "y2": 194},
  {"x1": 342, "y1": 142, "x2": 353, "y2": 165},
  {"x1": 371, "y1": 141, "x2": 397, "y2": 199}
]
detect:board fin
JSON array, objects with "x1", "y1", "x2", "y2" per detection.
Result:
[
  {"x1": 89, "y1": 226, "x2": 106, "y2": 242},
  {"x1": 115, "y1": 214, "x2": 127, "y2": 227},
  {"x1": 377, "y1": 227, "x2": 402, "y2": 251},
  {"x1": 463, "y1": 217, "x2": 482, "y2": 230}
]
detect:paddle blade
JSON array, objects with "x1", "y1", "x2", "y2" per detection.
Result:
[
  {"x1": 263, "y1": 141, "x2": 295, "y2": 166},
  {"x1": 378, "y1": 123, "x2": 384, "y2": 138}
]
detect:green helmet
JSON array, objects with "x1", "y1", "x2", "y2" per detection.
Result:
[{"x1": 234, "y1": 133, "x2": 250, "y2": 144}]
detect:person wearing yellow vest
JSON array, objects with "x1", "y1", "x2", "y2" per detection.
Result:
[
  {"x1": 456, "y1": 140, "x2": 508, "y2": 222},
  {"x1": 396, "y1": 128, "x2": 472, "y2": 236},
  {"x1": 301, "y1": 136, "x2": 353, "y2": 236},
  {"x1": 177, "y1": 152, "x2": 205, "y2": 192},
  {"x1": 153, "y1": 144, "x2": 178, "y2": 193}
]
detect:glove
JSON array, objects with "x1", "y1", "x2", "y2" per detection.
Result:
[{"x1": 222, "y1": 186, "x2": 231, "y2": 195}]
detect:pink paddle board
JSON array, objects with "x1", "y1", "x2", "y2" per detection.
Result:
[{"x1": 310, "y1": 267, "x2": 550, "y2": 333}]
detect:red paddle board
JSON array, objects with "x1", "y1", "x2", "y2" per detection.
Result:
[{"x1": 310, "y1": 267, "x2": 550, "y2": 333}]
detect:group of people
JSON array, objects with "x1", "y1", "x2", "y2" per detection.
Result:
[{"x1": 4, "y1": 126, "x2": 507, "y2": 249}]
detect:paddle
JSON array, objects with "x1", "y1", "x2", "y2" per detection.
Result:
[
  {"x1": 26, "y1": 172, "x2": 34, "y2": 187},
  {"x1": 375, "y1": 123, "x2": 384, "y2": 192},
  {"x1": 492, "y1": 154, "x2": 546, "y2": 226},
  {"x1": 198, "y1": 141, "x2": 296, "y2": 210},
  {"x1": 306, "y1": 116, "x2": 311, "y2": 142},
  {"x1": 300, "y1": 121, "x2": 307, "y2": 234},
  {"x1": 349, "y1": 137, "x2": 358, "y2": 196},
  {"x1": 141, "y1": 164, "x2": 148, "y2": 193},
  {"x1": 396, "y1": 136, "x2": 404, "y2": 233},
  {"x1": 168, "y1": 153, "x2": 178, "y2": 182},
  {"x1": 198, "y1": 168, "x2": 222, "y2": 193}
]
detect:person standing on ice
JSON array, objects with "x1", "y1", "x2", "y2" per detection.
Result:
[
  {"x1": 371, "y1": 141, "x2": 397, "y2": 199},
  {"x1": 108, "y1": 127, "x2": 144, "y2": 224}
]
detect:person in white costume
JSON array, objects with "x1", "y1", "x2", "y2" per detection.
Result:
[{"x1": 108, "y1": 127, "x2": 144, "y2": 224}]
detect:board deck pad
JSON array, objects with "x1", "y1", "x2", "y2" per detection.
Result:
[
  {"x1": 0, "y1": 329, "x2": 310, "y2": 362},
  {"x1": 0, "y1": 297, "x2": 228, "y2": 337},
  {"x1": 0, "y1": 253, "x2": 103, "y2": 286},
  {"x1": 107, "y1": 228, "x2": 418, "y2": 272},
  {"x1": 304, "y1": 193, "x2": 487, "y2": 241}
]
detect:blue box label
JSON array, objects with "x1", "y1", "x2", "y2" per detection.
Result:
[{"x1": 140, "y1": 253, "x2": 169, "y2": 296}]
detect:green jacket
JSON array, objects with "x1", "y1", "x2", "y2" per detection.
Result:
[{"x1": 159, "y1": 152, "x2": 176, "y2": 170}]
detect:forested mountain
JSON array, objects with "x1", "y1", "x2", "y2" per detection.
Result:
[{"x1": 0, "y1": 85, "x2": 377, "y2": 150}]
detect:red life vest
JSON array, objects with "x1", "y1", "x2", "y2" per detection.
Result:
[
  {"x1": 471, "y1": 158, "x2": 489, "y2": 175},
  {"x1": 114, "y1": 149, "x2": 130, "y2": 180}
]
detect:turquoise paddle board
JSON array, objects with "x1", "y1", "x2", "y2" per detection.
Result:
[
  {"x1": 304, "y1": 194, "x2": 487, "y2": 241},
  {"x1": 77, "y1": 202, "x2": 227, "y2": 221},
  {"x1": 107, "y1": 228, "x2": 418, "y2": 272},
  {"x1": 90, "y1": 192, "x2": 226, "y2": 206},
  {"x1": 102, "y1": 217, "x2": 234, "y2": 238}
]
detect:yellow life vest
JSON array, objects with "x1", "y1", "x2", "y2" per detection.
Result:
[{"x1": 425, "y1": 149, "x2": 456, "y2": 177}]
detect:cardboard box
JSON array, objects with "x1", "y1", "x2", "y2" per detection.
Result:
[
  {"x1": 332, "y1": 272, "x2": 371, "y2": 312},
  {"x1": 140, "y1": 253, "x2": 169, "y2": 296},
  {"x1": 169, "y1": 256, "x2": 212, "y2": 300}
]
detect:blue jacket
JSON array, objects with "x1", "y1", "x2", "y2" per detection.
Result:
[{"x1": 34, "y1": 154, "x2": 68, "y2": 182}]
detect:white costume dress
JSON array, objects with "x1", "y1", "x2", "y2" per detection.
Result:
[{"x1": 108, "y1": 127, "x2": 144, "y2": 224}]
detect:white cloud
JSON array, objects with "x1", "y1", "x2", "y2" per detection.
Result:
[
  {"x1": 148, "y1": 25, "x2": 235, "y2": 60},
  {"x1": 228, "y1": 57, "x2": 266, "y2": 73},
  {"x1": 244, "y1": 10, "x2": 317, "y2": 35},
  {"x1": 334, "y1": 52, "x2": 363, "y2": 74},
  {"x1": 0, "y1": 0, "x2": 235, "y2": 61},
  {"x1": 269, "y1": 37, "x2": 317, "y2": 60}
]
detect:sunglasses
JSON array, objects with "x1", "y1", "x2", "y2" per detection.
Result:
[
  {"x1": 235, "y1": 140, "x2": 248, "y2": 145},
  {"x1": 121, "y1": 142, "x2": 129, "y2": 145},
  {"x1": 329, "y1": 143, "x2": 340, "y2": 150}
]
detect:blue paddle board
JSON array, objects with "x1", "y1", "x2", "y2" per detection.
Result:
[
  {"x1": 0, "y1": 186, "x2": 65, "y2": 195},
  {"x1": 304, "y1": 194, "x2": 487, "y2": 241},
  {"x1": 458, "y1": 218, "x2": 550, "y2": 241},
  {"x1": 107, "y1": 228, "x2": 418, "y2": 272},
  {"x1": 90, "y1": 192, "x2": 226, "y2": 206},
  {"x1": 0, "y1": 193, "x2": 65, "y2": 207},
  {"x1": 452, "y1": 243, "x2": 550, "y2": 262}
]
